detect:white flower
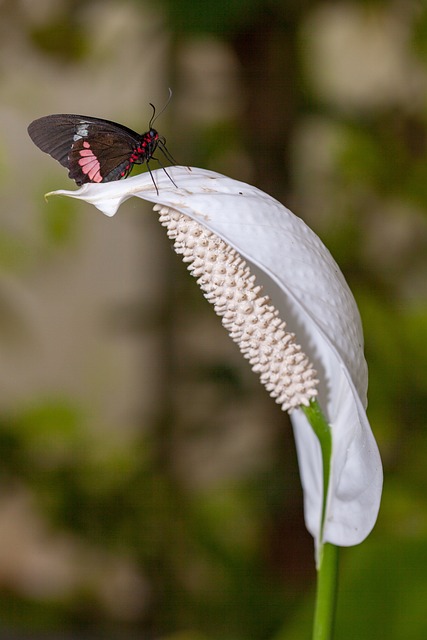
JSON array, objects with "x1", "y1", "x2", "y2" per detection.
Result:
[{"x1": 48, "y1": 166, "x2": 383, "y2": 548}]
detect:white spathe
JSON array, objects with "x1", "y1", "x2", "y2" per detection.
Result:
[{"x1": 48, "y1": 166, "x2": 383, "y2": 547}]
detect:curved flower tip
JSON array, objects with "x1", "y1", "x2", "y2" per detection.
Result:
[{"x1": 48, "y1": 166, "x2": 383, "y2": 548}]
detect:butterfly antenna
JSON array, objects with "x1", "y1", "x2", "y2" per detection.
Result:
[{"x1": 149, "y1": 88, "x2": 173, "y2": 128}]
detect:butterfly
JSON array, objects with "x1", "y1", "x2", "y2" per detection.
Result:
[{"x1": 28, "y1": 101, "x2": 176, "y2": 189}]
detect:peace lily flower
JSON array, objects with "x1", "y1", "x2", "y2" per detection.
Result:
[{"x1": 47, "y1": 166, "x2": 382, "y2": 555}]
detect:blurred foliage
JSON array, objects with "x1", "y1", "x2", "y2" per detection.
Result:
[
  {"x1": 0, "y1": 397, "x2": 305, "y2": 638},
  {"x1": 1, "y1": 0, "x2": 427, "y2": 639},
  {"x1": 28, "y1": 0, "x2": 89, "y2": 62},
  {"x1": 413, "y1": 7, "x2": 427, "y2": 63},
  {"x1": 29, "y1": 19, "x2": 88, "y2": 62},
  {"x1": 0, "y1": 231, "x2": 33, "y2": 271},
  {"x1": 275, "y1": 539, "x2": 427, "y2": 640},
  {"x1": 39, "y1": 189, "x2": 80, "y2": 248},
  {"x1": 159, "y1": 0, "x2": 268, "y2": 35}
]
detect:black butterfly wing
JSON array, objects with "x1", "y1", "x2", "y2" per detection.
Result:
[{"x1": 28, "y1": 114, "x2": 141, "y2": 185}]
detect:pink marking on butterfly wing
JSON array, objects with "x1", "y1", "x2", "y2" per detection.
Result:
[{"x1": 78, "y1": 145, "x2": 102, "y2": 182}]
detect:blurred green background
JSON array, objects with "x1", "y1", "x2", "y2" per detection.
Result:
[{"x1": 1, "y1": 0, "x2": 427, "y2": 638}]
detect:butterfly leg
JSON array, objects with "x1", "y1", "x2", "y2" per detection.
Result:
[{"x1": 149, "y1": 157, "x2": 178, "y2": 189}]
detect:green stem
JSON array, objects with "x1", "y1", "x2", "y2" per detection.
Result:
[
  {"x1": 312, "y1": 543, "x2": 339, "y2": 640},
  {"x1": 301, "y1": 400, "x2": 339, "y2": 640},
  {"x1": 301, "y1": 400, "x2": 332, "y2": 535}
]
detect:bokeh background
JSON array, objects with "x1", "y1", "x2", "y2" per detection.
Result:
[{"x1": 1, "y1": 0, "x2": 427, "y2": 638}]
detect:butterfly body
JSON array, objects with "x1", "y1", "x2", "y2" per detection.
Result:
[{"x1": 28, "y1": 113, "x2": 172, "y2": 186}]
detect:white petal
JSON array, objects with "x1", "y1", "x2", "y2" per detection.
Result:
[{"x1": 49, "y1": 167, "x2": 382, "y2": 546}]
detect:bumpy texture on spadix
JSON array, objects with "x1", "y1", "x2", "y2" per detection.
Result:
[
  {"x1": 155, "y1": 205, "x2": 318, "y2": 412},
  {"x1": 47, "y1": 166, "x2": 383, "y2": 549}
]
